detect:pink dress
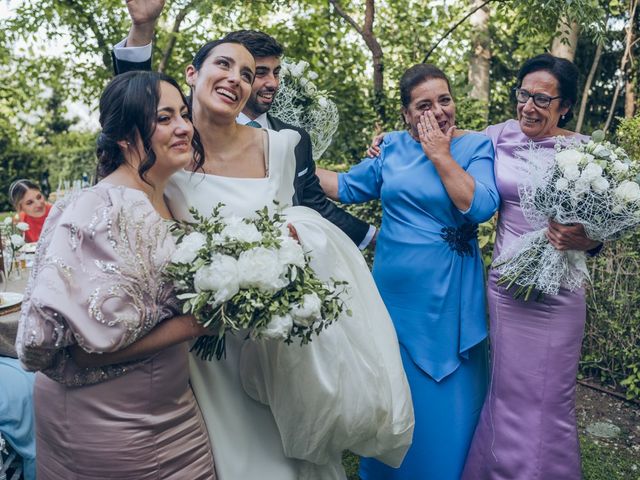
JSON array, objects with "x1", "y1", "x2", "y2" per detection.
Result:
[
  {"x1": 462, "y1": 120, "x2": 588, "y2": 479},
  {"x1": 16, "y1": 183, "x2": 215, "y2": 480}
]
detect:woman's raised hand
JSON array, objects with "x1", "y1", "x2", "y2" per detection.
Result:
[
  {"x1": 417, "y1": 110, "x2": 455, "y2": 162},
  {"x1": 126, "y1": 0, "x2": 165, "y2": 25}
]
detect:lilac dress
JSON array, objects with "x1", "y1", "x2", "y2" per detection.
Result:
[
  {"x1": 463, "y1": 120, "x2": 588, "y2": 479},
  {"x1": 16, "y1": 183, "x2": 215, "y2": 480}
]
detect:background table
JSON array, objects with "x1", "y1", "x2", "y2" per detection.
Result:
[{"x1": 0, "y1": 274, "x2": 29, "y2": 358}]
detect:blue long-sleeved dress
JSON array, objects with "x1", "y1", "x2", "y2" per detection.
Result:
[{"x1": 338, "y1": 131, "x2": 499, "y2": 479}]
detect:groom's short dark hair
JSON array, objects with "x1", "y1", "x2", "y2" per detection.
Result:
[{"x1": 223, "y1": 30, "x2": 284, "y2": 58}]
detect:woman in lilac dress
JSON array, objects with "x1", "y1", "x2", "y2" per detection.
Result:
[
  {"x1": 17, "y1": 71, "x2": 215, "y2": 479},
  {"x1": 462, "y1": 54, "x2": 600, "y2": 479}
]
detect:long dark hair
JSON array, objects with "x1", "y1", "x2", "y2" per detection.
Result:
[{"x1": 96, "y1": 71, "x2": 205, "y2": 181}]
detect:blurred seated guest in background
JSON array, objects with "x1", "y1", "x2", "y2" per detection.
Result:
[
  {"x1": 0, "y1": 357, "x2": 36, "y2": 480},
  {"x1": 9, "y1": 179, "x2": 52, "y2": 243}
]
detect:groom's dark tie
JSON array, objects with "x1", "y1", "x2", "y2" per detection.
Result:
[{"x1": 245, "y1": 120, "x2": 262, "y2": 128}]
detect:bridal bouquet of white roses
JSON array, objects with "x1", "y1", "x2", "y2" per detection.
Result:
[
  {"x1": 164, "y1": 205, "x2": 350, "y2": 360},
  {"x1": 270, "y1": 58, "x2": 339, "y2": 160},
  {"x1": 494, "y1": 131, "x2": 640, "y2": 301}
]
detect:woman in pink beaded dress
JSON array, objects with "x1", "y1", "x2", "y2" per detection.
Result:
[
  {"x1": 17, "y1": 71, "x2": 215, "y2": 479},
  {"x1": 462, "y1": 54, "x2": 601, "y2": 479}
]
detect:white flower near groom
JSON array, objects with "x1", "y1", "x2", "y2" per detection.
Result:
[
  {"x1": 291, "y1": 293, "x2": 322, "y2": 327},
  {"x1": 262, "y1": 314, "x2": 294, "y2": 339},
  {"x1": 171, "y1": 231, "x2": 206, "y2": 264},
  {"x1": 193, "y1": 254, "x2": 240, "y2": 305},
  {"x1": 221, "y1": 216, "x2": 262, "y2": 243},
  {"x1": 237, "y1": 246, "x2": 288, "y2": 291},
  {"x1": 278, "y1": 236, "x2": 306, "y2": 268}
]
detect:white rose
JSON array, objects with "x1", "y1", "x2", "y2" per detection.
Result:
[
  {"x1": 580, "y1": 162, "x2": 603, "y2": 182},
  {"x1": 592, "y1": 144, "x2": 611, "y2": 158},
  {"x1": 318, "y1": 97, "x2": 328, "y2": 108},
  {"x1": 291, "y1": 292, "x2": 322, "y2": 327},
  {"x1": 193, "y1": 254, "x2": 240, "y2": 304},
  {"x1": 10, "y1": 234, "x2": 25, "y2": 248},
  {"x1": 307, "y1": 71, "x2": 318, "y2": 80},
  {"x1": 612, "y1": 160, "x2": 630, "y2": 174},
  {"x1": 581, "y1": 153, "x2": 594, "y2": 165},
  {"x1": 237, "y1": 247, "x2": 288, "y2": 291},
  {"x1": 221, "y1": 216, "x2": 262, "y2": 243},
  {"x1": 262, "y1": 314, "x2": 293, "y2": 339},
  {"x1": 591, "y1": 176, "x2": 610, "y2": 194},
  {"x1": 297, "y1": 60, "x2": 309, "y2": 72},
  {"x1": 279, "y1": 64, "x2": 289, "y2": 76},
  {"x1": 278, "y1": 236, "x2": 306, "y2": 268},
  {"x1": 556, "y1": 149, "x2": 581, "y2": 170},
  {"x1": 289, "y1": 63, "x2": 304, "y2": 78},
  {"x1": 555, "y1": 177, "x2": 570, "y2": 191},
  {"x1": 573, "y1": 178, "x2": 591, "y2": 197},
  {"x1": 563, "y1": 164, "x2": 581, "y2": 181},
  {"x1": 3, "y1": 217, "x2": 13, "y2": 225},
  {"x1": 15, "y1": 222, "x2": 30, "y2": 232},
  {"x1": 305, "y1": 81, "x2": 317, "y2": 95},
  {"x1": 171, "y1": 231, "x2": 207, "y2": 264},
  {"x1": 614, "y1": 180, "x2": 640, "y2": 203}
]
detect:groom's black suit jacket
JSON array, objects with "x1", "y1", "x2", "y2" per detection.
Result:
[{"x1": 112, "y1": 54, "x2": 370, "y2": 246}]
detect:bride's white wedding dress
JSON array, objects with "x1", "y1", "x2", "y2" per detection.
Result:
[{"x1": 165, "y1": 129, "x2": 413, "y2": 480}]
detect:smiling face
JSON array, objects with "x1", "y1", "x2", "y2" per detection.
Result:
[
  {"x1": 186, "y1": 42, "x2": 255, "y2": 122},
  {"x1": 244, "y1": 55, "x2": 281, "y2": 118},
  {"x1": 517, "y1": 70, "x2": 570, "y2": 139},
  {"x1": 147, "y1": 81, "x2": 195, "y2": 178},
  {"x1": 402, "y1": 78, "x2": 455, "y2": 138},
  {"x1": 18, "y1": 188, "x2": 47, "y2": 217}
]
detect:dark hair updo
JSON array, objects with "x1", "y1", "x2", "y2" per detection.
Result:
[
  {"x1": 9, "y1": 179, "x2": 41, "y2": 211},
  {"x1": 96, "y1": 70, "x2": 204, "y2": 181},
  {"x1": 516, "y1": 53, "x2": 579, "y2": 127},
  {"x1": 399, "y1": 64, "x2": 452, "y2": 108},
  {"x1": 191, "y1": 39, "x2": 249, "y2": 72}
]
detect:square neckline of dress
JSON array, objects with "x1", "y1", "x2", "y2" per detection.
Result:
[{"x1": 181, "y1": 129, "x2": 271, "y2": 181}]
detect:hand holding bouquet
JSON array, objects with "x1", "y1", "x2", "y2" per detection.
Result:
[
  {"x1": 165, "y1": 205, "x2": 350, "y2": 360},
  {"x1": 494, "y1": 131, "x2": 640, "y2": 300}
]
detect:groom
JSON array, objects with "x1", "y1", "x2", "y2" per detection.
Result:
[{"x1": 112, "y1": 0, "x2": 375, "y2": 249}]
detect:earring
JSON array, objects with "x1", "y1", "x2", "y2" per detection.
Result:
[{"x1": 561, "y1": 114, "x2": 566, "y2": 120}]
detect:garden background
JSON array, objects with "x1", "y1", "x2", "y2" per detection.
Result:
[{"x1": 1, "y1": 0, "x2": 639, "y2": 477}]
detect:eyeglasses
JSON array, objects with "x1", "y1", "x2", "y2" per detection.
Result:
[{"x1": 514, "y1": 88, "x2": 562, "y2": 109}]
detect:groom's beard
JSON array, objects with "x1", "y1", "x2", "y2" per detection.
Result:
[{"x1": 246, "y1": 87, "x2": 278, "y2": 116}]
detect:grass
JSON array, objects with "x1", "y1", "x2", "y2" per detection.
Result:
[
  {"x1": 580, "y1": 436, "x2": 639, "y2": 480},
  {"x1": 340, "y1": 436, "x2": 640, "y2": 479}
]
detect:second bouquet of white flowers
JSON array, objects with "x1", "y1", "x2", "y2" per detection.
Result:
[
  {"x1": 494, "y1": 131, "x2": 640, "y2": 301},
  {"x1": 165, "y1": 204, "x2": 350, "y2": 360}
]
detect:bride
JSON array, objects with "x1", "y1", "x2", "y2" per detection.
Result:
[
  {"x1": 103, "y1": 4, "x2": 413, "y2": 477},
  {"x1": 164, "y1": 38, "x2": 413, "y2": 480}
]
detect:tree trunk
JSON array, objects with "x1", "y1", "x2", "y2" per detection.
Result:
[
  {"x1": 329, "y1": 0, "x2": 386, "y2": 123},
  {"x1": 624, "y1": 13, "x2": 637, "y2": 118},
  {"x1": 468, "y1": 0, "x2": 491, "y2": 120},
  {"x1": 625, "y1": 73, "x2": 637, "y2": 118},
  {"x1": 576, "y1": 42, "x2": 603, "y2": 134},
  {"x1": 551, "y1": 18, "x2": 580, "y2": 61},
  {"x1": 604, "y1": 0, "x2": 638, "y2": 133}
]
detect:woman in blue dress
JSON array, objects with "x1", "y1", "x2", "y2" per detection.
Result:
[{"x1": 317, "y1": 64, "x2": 499, "y2": 479}]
